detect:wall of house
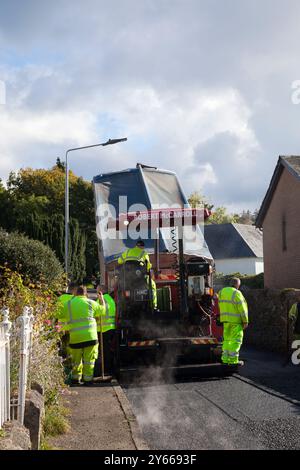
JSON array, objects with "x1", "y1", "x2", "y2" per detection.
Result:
[
  {"x1": 263, "y1": 167, "x2": 300, "y2": 289},
  {"x1": 215, "y1": 257, "x2": 264, "y2": 275}
]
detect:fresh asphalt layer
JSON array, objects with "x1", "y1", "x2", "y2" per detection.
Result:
[{"x1": 123, "y1": 347, "x2": 300, "y2": 450}]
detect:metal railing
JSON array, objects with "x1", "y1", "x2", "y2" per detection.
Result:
[
  {"x1": 0, "y1": 307, "x2": 34, "y2": 428},
  {"x1": 0, "y1": 309, "x2": 12, "y2": 428}
]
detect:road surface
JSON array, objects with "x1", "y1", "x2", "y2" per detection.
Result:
[{"x1": 123, "y1": 347, "x2": 300, "y2": 450}]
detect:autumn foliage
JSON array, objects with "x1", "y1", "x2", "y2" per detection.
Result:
[{"x1": 0, "y1": 162, "x2": 98, "y2": 282}]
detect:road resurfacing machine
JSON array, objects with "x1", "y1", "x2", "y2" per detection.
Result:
[{"x1": 93, "y1": 164, "x2": 242, "y2": 379}]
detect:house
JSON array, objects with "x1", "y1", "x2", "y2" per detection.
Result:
[
  {"x1": 255, "y1": 156, "x2": 300, "y2": 289},
  {"x1": 204, "y1": 223, "x2": 263, "y2": 275}
]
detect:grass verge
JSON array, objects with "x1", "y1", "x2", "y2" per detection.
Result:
[{"x1": 43, "y1": 403, "x2": 70, "y2": 437}]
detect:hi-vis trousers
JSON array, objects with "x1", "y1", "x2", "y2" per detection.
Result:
[
  {"x1": 221, "y1": 323, "x2": 243, "y2": 364},
  {"x1": 70, "y1": 344, "x2": 99, "y2": 382}
]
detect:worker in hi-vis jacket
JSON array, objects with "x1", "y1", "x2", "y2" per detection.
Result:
[
  {"x1": 59, "y1": 285, "x2": 104, "y2": 385},
  {"x1": 218, "y1": 277, "x2": 248, "y2": 365},
  {"x1": 118, "y1": 239, "x2": 152, "y2": 271}
]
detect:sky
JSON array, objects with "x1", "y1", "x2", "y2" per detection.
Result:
[{"x1": 1, "y1": 0, "x2": 300, "y2": 213}]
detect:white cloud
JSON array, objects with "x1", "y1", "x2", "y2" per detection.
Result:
[
  {"x1": 1, "y1": 0, "x2": 300, "y2": 211},
  {"x1": 0, "y1": 71, "x2": 262, "y2": 206},
  {"x1": 98, "y1": 86, "x2": 259, "y2": 201},
  {"x1": 0, "y1": 106, "x2": 99, "y2": 179}
]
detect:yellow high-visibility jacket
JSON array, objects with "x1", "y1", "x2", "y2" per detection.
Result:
[
  {"x1": 59, "y1": 296, "x2": 103, "y2": 345},
  {"x1": 118, "y1": 246, "x2": 152, "y2": 271},
  {"x1": 56, "y1": 294, "x2": 74, "y2": 331},
  {"x1": 218, "y1": 287, "x2": 248, "y2": 324},
  {"x1": 149, "y1": 279, "x2": 157, "y2": 309},
  {"x1": 57, "y1": 293, "x2": 73, "y2": 305},
  {"x1": 96, "y1": 294, "x2": 116, "y2": 333}
]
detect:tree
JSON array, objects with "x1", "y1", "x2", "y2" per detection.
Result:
[
  {"x1": 188, "y1": 191, "x2": 238, "y2": 224},
  {"x1": 188, "y1": 191, "x2": 254, "y2": 225},
  {"x1": 0, "y1": 163, "x2": 98, "y2": 282},
  {"x1": 207, "y1": 206, "x2": 239, "y2": 225},
  {"x1": 68, "y1": 218, "x2": 87, "y2": 283},
  {"x1": 56, "y1": 158, "x2": 65, "y2": 171},
  {"x1": 0, "y1": 179, "x2": 13, "y2": 229},
  {"x1": 188, "y1": 191, "x2": 214, "y2": 211},
  {"x1": 235, "y1": 209, "x2": 258, "y2": 225}
]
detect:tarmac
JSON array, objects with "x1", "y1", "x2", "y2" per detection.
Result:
[
  {"x1": 49, "y1": 381, "x2": 149, "y2": 451},
  {"x1": 124, "y1": 347, "x2": 300, "y2": 450}
]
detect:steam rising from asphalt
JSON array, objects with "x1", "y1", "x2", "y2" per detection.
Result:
[
  {"x1": 125, "y1": 342, "x2": 231, "y2": 449},
  {"x1": 134, "y1": 366, "x2": 169, "y2": 427},
  {"x1": 130, "y1": 344, "x2": 192, "y2": 434},
  {"x1": 125, "y1": 336, "x2": 265, "y2": 450},
  {"x1": 129, "y1": 368, "x2": 253, "y2": 450}
]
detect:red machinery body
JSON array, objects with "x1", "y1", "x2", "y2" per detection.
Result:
[
  {"x1": 92, "y1": 165, "x2": 239, "y2": 377},
  {"x1": 105, "y1": 207, "x2": 224, "y2": 374}
]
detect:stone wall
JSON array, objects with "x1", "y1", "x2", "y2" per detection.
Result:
[
  {"x1": 0, "y1": 384, "x2": 44, "y2": 450},
  {"x1": 0, "y1": 421, "x2": 31, "y2": 450},
  {"x1": 24, "y1": 388, "x2": 45, "y2": 450},
  {"x1": 242, "y1": 288, "x2": 300, "y2": 353}
]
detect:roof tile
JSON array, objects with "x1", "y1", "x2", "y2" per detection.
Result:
[{"x1": 205, "y1": 223, "x2": 263, "y2": 259}]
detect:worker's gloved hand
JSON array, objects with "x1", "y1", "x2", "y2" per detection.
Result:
[{"x1": 242, "y1": 323, "x2": 249, "y2": 330}]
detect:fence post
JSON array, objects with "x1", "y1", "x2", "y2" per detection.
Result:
[
  {"x1": 1, "y1": 309, "x2": 12, "y2": 424},
  {"x1": 17, "y1": 307, "x2": 34, "y2": 424},
  {"x1": 27, "y1": 307, "x2": 34, "y2": 391}
]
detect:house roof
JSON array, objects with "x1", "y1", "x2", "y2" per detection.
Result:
[
  {"x1": 255, "y1": 156, "x2": 300, "y2": 228},
  {"x1": 205, "y1": 223, "x2": 263, "y2": 259}
]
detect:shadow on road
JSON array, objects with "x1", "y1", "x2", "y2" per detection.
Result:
[{"x1": 239, "y1": 347, "x2": 300, "y2": 413}]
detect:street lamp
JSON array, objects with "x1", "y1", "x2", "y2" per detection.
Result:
[{"x1": 64, "y1": 137, "x2": 127, "y2": 279}]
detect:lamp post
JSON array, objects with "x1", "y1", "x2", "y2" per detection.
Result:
[{"x1": 64, "y1": 137, "x2": 127, "y2": 278}]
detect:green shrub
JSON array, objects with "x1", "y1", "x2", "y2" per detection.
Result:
[
  {"x1": 0, "y1": 264, "x2": 69, "y2": 445},
  {"x1": 0, "y1": 228, "x2": 64, "y2": 289},
  {"x1": 214, "y1": 272, "x2": 264, "y2": 289}
]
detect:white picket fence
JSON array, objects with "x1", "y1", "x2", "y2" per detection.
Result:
[
  {"x1": 0, "y1": 309, "x2": 11, "y2": 427},
  {"x1": 0, "y1": 307, "x2": 34, "y2": 428}
]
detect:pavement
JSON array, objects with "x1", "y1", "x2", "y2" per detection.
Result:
[{"x1": 49, "y1": 382, "x2": 149, "y2": 451}]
